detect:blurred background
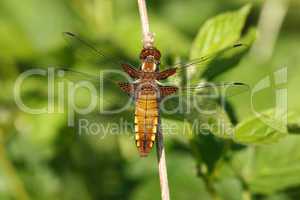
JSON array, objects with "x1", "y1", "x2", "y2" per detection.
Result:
[{"x1": 0, "y1": 0, "x2": 300, "y2": 199}]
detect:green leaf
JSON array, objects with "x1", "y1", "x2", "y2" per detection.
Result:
[
  {"x1": 233, "y1": 110, "x2": 299, "y2": 145},
  {"x1": 215, "y1": 177, "x2": 244, "y2": 200},
  {"x1": 233, "y1": 110, "x2": 286, "y2": 144},
  {"x1": 232, "y1": 136, "x2": 300, "y2": 194},
  {"x1": 190, "y1": 134, "x2": 225, "y2": 175},
  {"x1": 189, "y1": 4, "x2": 251, "y2": 78},
  {"x1": 203, "y1": 28, "x2": 257, "y2": 81}
]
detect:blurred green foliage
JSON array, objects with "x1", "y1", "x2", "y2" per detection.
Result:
[{"x1": 0, "y1": 0, "x2": 300, "y2": 200}]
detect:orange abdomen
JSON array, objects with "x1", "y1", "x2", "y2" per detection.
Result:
[{"x1": 134, "y1": 88, "x2": 159, "y2": 157}]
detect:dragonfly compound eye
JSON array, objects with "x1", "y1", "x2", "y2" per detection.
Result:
[{"x1": 140, "y1": 47, "x2": 161, "y2": 61}]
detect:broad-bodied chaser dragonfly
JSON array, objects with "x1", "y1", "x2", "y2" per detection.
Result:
[{"x1": 53, "y1": 32, "x2": 249, "y2": 157}]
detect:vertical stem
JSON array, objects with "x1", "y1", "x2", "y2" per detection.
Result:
[
  {"x1": 137, "y1": 0, "x2": 154, "y2": 48},
  {"x1": 156, "y1": 121, "x2": 170, "y2": 200},
  {"x1": 137, "y1": 1, "x2": 170, "y2": 199}
]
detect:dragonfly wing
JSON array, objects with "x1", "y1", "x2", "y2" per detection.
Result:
[
  {"x1": 164, "y1": 43, "x2": 247, "y2": 71},
  {"x1": 50, "y1": 67, "x2": 135, "y2": 115},
  {"x1": 159, "y1": 82, "x2": 249, "y2": 138},
  {"x1": 63, "y1": 32, "x2": 136, "y2": 69},
  {"x1": 47, "y1": 67, "x2": 136, "y2": 139},
  {"x1": 182, "y1": 82, "x2": 250, "y2": 98}
]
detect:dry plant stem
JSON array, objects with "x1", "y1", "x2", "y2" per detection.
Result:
[
  {"x1": 137, "y1": 0, "x2": 154, "y2": 48},
  {"x1": 137, "y1": 0, "x2": 170, "y2": 200},
  {"x1": 156, "y1": 121, "x2": 170, "y2": 200}
]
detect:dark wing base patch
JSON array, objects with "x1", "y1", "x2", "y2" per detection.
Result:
[
  {"x1": 118, "y1": 82, "x2": 134, "y2": 94},
  {"x1": 159, "y1": 86, "x2": 178, "y2": 97}
]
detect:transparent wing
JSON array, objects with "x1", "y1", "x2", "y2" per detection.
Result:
[
  {"x1": 160, "y1": 82, "x2": 249, "y2": 115},
  {"x1": 171, "y1": 43, "x2": 248, "y2": 71},
  {"x1": 63, "y1": 32, "x2": 112, "y2": 60},
  {"x1": 53, "y1": 67, "x2": 119, "y2": 85},
  {"x1": 42, "y1": 67, "x2": 136, "y2": 139},
  {"x1": 63, "y1": 32, "x2": 136, "y2": 69},
  {"x1": 160, "y1": 43, "x2": 249, "y2": 84},
  {"x1": 52, "y1": 67, "x2": 134, "y2": 109},
  {"x1": 181, "y1": 82, "x2": 249, "y2": 98},
  {"x1": 45, "y1": 32, "x2": 139, "y2": 138},
  {"x1": 160, "y1": 82, "x2": 249, "y2": 138}
]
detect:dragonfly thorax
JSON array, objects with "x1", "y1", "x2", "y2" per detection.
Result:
[
  {"x1": 141, "y1": 58, "x2": 157, "y2": 72},
  {"x1": 140, "y1": 47, "x2": 161, "y2": 72}
]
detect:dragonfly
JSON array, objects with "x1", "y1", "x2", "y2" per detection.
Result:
[{"x1": 55, "y1": 32, "x2": 249, "y2": 157}]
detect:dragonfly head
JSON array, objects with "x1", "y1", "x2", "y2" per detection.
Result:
[{"x1": 140, "y1": 47, "x2": 161, "y2": 72}]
